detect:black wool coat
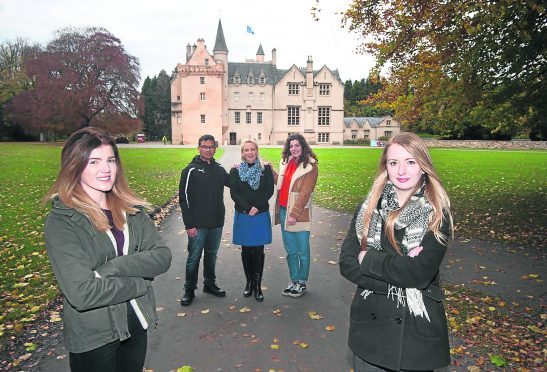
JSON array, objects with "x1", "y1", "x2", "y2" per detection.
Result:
[{"x1": 339, "y1": 202, "x2": 451, "y2": 371}]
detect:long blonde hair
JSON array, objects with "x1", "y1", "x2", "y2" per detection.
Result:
[
  {"x1": 43, "y1": 127, "x2": 150, "y2": 232},
  {"x1": 363, "y1": 132, "x2": 453, "y2": 253}
]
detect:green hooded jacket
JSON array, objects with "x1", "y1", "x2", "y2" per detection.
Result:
[{"x1": 44, "y1": 199, "x2": 172, "y2": 353}]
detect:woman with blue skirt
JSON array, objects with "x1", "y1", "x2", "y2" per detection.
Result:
[{"x1": 230, "y1": 139, "x2": 274, "y2": 301}]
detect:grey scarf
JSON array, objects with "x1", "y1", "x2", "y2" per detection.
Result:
[{"x1": 356, "y1": 181, "x2": 432, "y2": 321}]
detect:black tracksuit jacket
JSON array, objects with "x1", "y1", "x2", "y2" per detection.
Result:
[{"x1": 178, "y1": 155, "x2": 229, "y2": 229}]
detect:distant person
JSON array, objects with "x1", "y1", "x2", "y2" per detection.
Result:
[
  {"x1": 43, "y1": 127, "x2": 172, "y2": 372},
  {"x1": 179, "y1": 134, "x2": 230, "y2": 306},
  {"x1": 272, "y1": 134, "x2": 318, "y2": 298},
  {"x1": 339, "y1": 132, "x2": 454, "y2": 371},
  {"x1": 229, "y1": 140, "x2": 274, "y2": 302}
]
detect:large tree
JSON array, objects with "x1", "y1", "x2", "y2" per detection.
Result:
[
  {"x1": 332, "y1": 0, "x2": 546, "y2": 139},
  {"x1": 6, "y1": 27, "x2": 143, "y2": 138},
  {"x1": 141, "y1": 70, "x2": 171, "y2": 140},
  {"x1": 0, "y1": 38, "x2": 40, "y2": 140}
]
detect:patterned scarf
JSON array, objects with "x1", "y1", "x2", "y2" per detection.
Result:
[
  {"x1": 356, "y1": 180, "x2": 433, "y2": 321},
  {"x1": 238, "y1": 159, "x2": 262, "y2": 190}
]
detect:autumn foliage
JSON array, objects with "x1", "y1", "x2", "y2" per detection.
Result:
[
  {"x1": 6, "y1": 27, "x2": 143, "y2": 137},
  {"x1": 336, "y1": 0, "x2": 546, "y2": 139}
]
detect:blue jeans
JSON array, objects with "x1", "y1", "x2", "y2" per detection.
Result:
[
  {"x1": 184, "y1": 227, "x2": 223, "y2": 290},
  {"x1": 280, "y1": 207, "x2": 310, "y2": 282}
]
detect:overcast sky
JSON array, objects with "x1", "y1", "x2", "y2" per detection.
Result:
[{"x1": 0, "y1": 0, "x2": 375, "y2": 85}]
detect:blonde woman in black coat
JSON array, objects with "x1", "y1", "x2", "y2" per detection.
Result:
[
  {"x1": 230, "y1": 140, "x2": 274, "y2": 301},
  {"x1": 339, "y1": 132, "x2": 453, "y2": 371}
]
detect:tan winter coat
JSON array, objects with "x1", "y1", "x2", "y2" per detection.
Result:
[{"x1": 273, "y1": 157, "x2": 318, "y2": 232}]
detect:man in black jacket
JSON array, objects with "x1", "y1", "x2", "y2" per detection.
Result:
[{"x1": 179, "y1": 134, "x2": 230, "y2": 306}]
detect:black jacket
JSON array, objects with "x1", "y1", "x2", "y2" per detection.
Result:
[
  {"x1": 339, "y1": 202, "x2": 450, "y2": 371},
  {"x1": 179, "y1": 155, "x2": 229, "y2": 229},
  {"x1": 229, "y1": 164, "x2": 274, "y2": 214}
]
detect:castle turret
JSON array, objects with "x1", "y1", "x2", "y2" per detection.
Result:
[{"x1": 256, "y1": 43, "x2": 265, "y2": 62}]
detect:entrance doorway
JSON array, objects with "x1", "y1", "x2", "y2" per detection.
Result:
[{"x1": 230, "y1": 132, "x2": 237, "y2": 145}]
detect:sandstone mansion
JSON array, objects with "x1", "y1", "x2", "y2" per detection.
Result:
[{"x1": 170, "y1": 20, "x2": 345, "y2": 145}]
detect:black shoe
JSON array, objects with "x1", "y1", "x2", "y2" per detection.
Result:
[
  {"x1": 180, "y1": 289, "x2": 195, "y2": 306},
  {"x1": 203, "y1": 283, "x2": 226, "y2": 297}
]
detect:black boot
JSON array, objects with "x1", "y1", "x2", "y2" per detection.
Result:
[
  {"x1": 251, "y1": 248, "x2": 265, "y2": 302},
  {"x1": 203, "y1": 283, "x2": 226, "y2": 297},
  {"x1": 180, "y1": 288, "x2": 195, "y2": 306},
  {"x1": 241, "y1": 248, "x2": 253, "y2": 297}
]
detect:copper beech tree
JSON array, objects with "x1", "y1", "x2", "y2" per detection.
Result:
[{"x1": 7, "y1": 27, "x2": 143, "y2": 138}]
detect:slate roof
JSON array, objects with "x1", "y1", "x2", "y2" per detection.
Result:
[
  {"x1": 213, "y1": 20, "x2": 228, "y2": 53},
  {"x1": 344, "y1": 117, "x2": 385, "y2": 128},
  {"x1": 228, "y1": 62, "x2": 281, "y2": 85},
  {"x1": 256, "y1": 44, "x2": 264, "y2": 55}
]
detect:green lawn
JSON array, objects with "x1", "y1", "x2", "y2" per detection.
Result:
[
  {"x1": 0, "y1": 143, "x2": 545, "y2": 343},
  {"x1": 0, "y1": 143, "x2": 199, "y2": 340},
  {"x1": 259, "y1": 148, "x2": 547, "y2": 249}
]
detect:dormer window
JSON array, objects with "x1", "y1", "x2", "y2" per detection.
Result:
[
  {"x1": 247, "y1": 72, "x2": 255, "y2": 86},
  {"x1": 204, "y1": 58, "x2": 209, "y2": 66},
  {"x1": 259, "y1": 72, "x2": 266, "y2": 85},
  {"x1": 234, "y1": 73, "x2": 241, "y2": 85}
]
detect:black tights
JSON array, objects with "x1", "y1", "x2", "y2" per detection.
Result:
[{"x1": 242, "y1": 245, "x2": 264, "y2": 255}]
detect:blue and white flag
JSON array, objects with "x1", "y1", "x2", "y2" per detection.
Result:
[{"x1": 246, "y1": 25, "x2": 255, "y2": 35}]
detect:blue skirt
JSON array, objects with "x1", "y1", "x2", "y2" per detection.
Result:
[{"x1": 233, "y1": 210, "x2": 272, "y2": 246}]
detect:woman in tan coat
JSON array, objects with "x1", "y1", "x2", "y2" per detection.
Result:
[{"x1": 273, "y1": 134, "x2": 318, "y2": 297}]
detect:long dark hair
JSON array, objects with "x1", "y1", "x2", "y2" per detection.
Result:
[
  {"x1": 44, "y1": 127, "x2": 149, "y2": 231},
  {"x1": 281, "y1": 134, "x2": 318, "y2": 168}
]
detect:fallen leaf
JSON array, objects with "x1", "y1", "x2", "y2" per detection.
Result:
[
  {"x1": 270, "y1": 344, "x2": 279, "y2": 350},
  {"x1": 308, "y1": 311, "x2": 323, "y2": 320},
  {"x1": 239, "y1": 306, "x2": 251, "y2": 313},
  {"x1": 201, "y1": 309, "x2": 209, "y2": 314},
  {"x1": 176, "y1": 366, "x2": 193, "y2": 372},
  {"x1": 176, "y1": 312, "x2": 186, "y2": 317},
  {"x1": 325, "y1": 325, "x2": 335, "y2": 331},
  {"x1": 328, "y1": 260, "x2": 337, "y2": 265},
  {"x1": 299, "y1": 342, "x2": 309, "y2": 349}
]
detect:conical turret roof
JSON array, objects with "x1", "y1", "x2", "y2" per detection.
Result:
[{"x1": 213, "y1": 19, "x2": 228, "y2": 52}]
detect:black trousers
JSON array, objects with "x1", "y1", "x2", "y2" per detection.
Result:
[{"x1": 69, "y1": 303, "x2": 147, "y2": 372}]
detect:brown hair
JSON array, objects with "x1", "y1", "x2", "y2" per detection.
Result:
[
  {"x1": 43, "y1": 127, "x2": 150, "y2": 231},
  {"x1": 363, "y1": 132, "x2": 453, "y2": 253},
  {"x1": 281, "y1": 134, "x2": 318, "y2": 167}
]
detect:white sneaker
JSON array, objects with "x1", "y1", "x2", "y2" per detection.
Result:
[
  {"x1": 289, "y1": 282, "x2": 307, "y2": 298},
  {"x1": 282, "y1": 281, "x2": 296, "y2": 296}
]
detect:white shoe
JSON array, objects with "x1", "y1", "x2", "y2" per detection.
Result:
[
  {"x1": 289, "y1": 282, "x2": 307, "y2": 298},
  {"x1": 282, "y1": 281, "x2": 296, "y2": 296}
]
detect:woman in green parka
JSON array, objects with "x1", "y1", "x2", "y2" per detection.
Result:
[
  {"x1": 44, "y1": 127, "x2": 172, "y2": 372},
  {"x1": 339, "y1": 132, "x2": 453, "y2": 371}
]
